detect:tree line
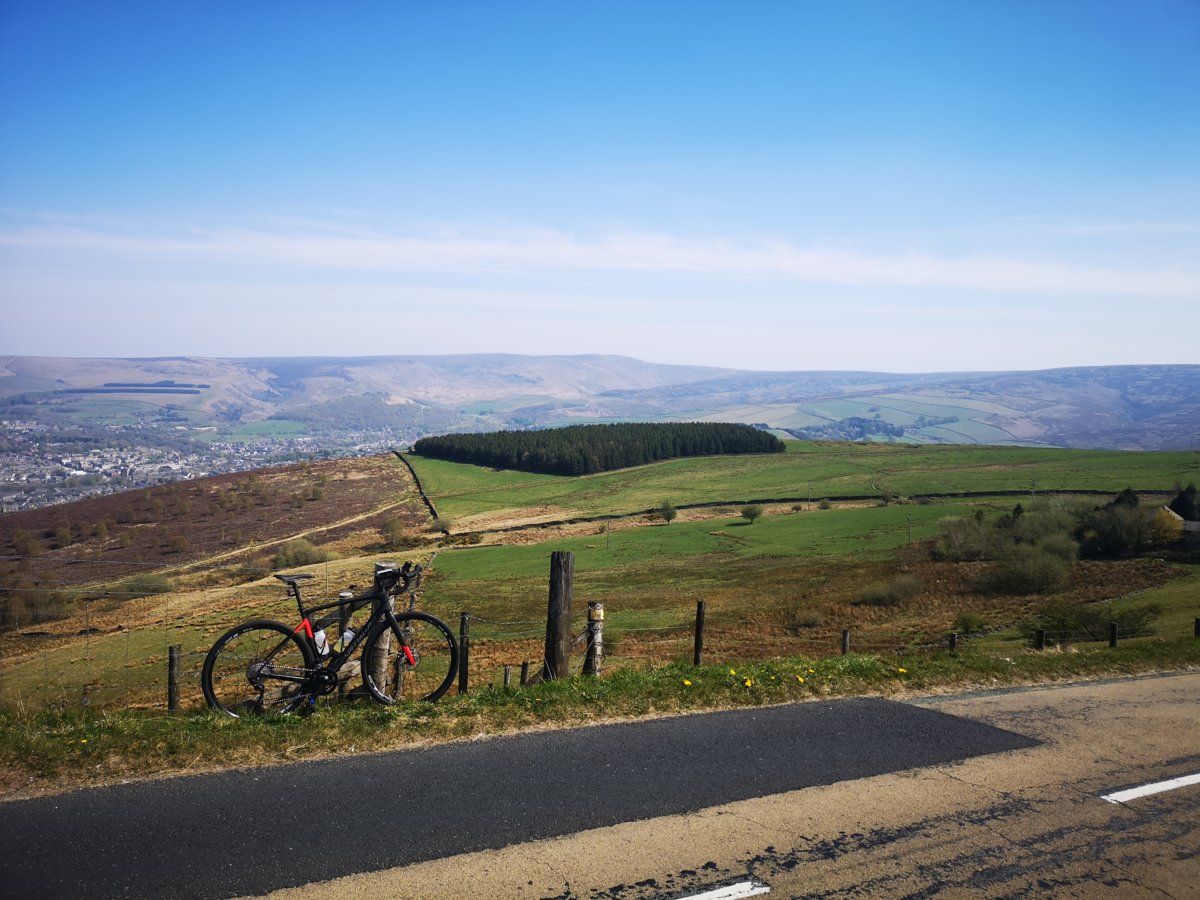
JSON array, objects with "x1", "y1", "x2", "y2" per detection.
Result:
[{"x1": 412, "y1": 422, "x2": 786, "y2": 475}]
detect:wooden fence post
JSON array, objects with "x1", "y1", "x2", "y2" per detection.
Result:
[
  {"x1": 167, "y1": 644, "x2": 181, "y2": 712},
  {"x1": 520, "y1": 660, "x2": 530, "y2": 686},
  {"x1": 1194, "y1": 617, "x2": 1199, "y2": 639},
  {"x1": 503, "y1": 665, "x2": 512, "y2": 689},
  {"x1": 542, "y1": 551, "x2": 574, "y2": 680},
  {"x1": 841, "y1": 629, "x2": 851, "y2": 655},
  {"x1": 1108, "y1": 622, "x2": 1118, "y2": 648},
  {"x1": 1035, "y1": 629, "x2": 1047, "y2": 651},
  {"x1": 693, "y1": 600, "x2": 705, "y2": 666},
  {"x1": 948, "y1": 632, "x2": 958, "y2": 653},
  {"x1": 458, "y1": 611, "x2": 470, "y2": 695},
  {"x1": 583, "y1": 601, "x2": 604, "y2": 676}
]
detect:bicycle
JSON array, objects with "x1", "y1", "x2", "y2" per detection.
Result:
[{"x1": 201, "y1": 561, "x2": 458, "y2": 717}]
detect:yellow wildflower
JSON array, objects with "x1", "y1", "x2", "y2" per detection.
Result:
[
  {"x1": 743, "y1": 678, "x2": 753, "y2": 687},
  {"x1": 682, "y1": 679, "x2": 692, "y2": 686},
  {"x1": 729, "y1": 668, "x2": 736, "y2": 675},
  {"x1": 80, "y1": 739, "x2": 88, "y2": 744},
  {"x1": 796, "y1": 676, "x2": 805, "y2": 683},
  {"x1": 807, "y1": 668, "x2": 815, "y2": 674},
  {"x1": 897, "y1": 667, "x2": 907, "y2": 674}
]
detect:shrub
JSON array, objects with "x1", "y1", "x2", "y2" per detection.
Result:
[
  {"x1": 817, "y1": 499, "x2": 831, "y2": 510},
  {"x1": 1076, "y1": 506, "x2": 1146, "y2": 558},
  {"x1": 233, "y1": 557, "x2": 272, "y2": 583},
  {"x1": 740, "y1": 504, "x2": 763, "y2": 524},
  {"x1": 952, "y1": 611, "x2": 988, "y2": 634},
  {"x1": 1147, "y1": 508, "x2": 1184, "y2": 546},
  {"x1": 380, "y1": 518, "x2": 419, "y2": 550},
  {"x1": 1020, "y1": 600, "x2": 1161, "y2": 645},
  {"x1": 976, "y1": 545, "x2": 1068, "y2": 595},
  {"x1": 656, "y1": 500, "x2": 678, "y2": 525},
  {"x1": 52, "y1": 521, "x2": 73, "y2": 549},
  {"x1": 117, "y1": 574, "x2": 174, "y2": 599},
  {"x1": 932, "y1": 515, "x2": 994, "y2": 562},
  {"x1": 165, "y1": 533, "x2": 190, "y2": 554},
  {"x1": 272, "y1": 539, "x2": 332, "y2": 570},
  {"x1": 430, "y1": 516, "x2": 454, "y2": 535},
  {"x1": 790, "y1": 504, "x2": 804, "y2": 512},
  {"x1": 11, "y1": 529, "x2": 41, "y2": 557},
  {"x1": 1038, "y1": 533, "x2": 1079, "y2": 562}
]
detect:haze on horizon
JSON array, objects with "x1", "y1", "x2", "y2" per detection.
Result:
[{"x1": 1, "y1": 1, "x2": 1198, "y2": 373}]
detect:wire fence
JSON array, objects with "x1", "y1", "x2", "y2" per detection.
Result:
[{"x1": 2, "y1": 559, "x2": 1197, "y2": 712}]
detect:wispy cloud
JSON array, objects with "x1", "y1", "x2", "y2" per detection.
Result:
[{"x1": 1, "y1": 218, "x2": 1197, "y2": 299}]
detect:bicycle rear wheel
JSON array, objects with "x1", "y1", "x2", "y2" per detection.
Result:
[
  {"x1": 202, "y1": 620, "x2": 318, "y2": 717},
  {"x1": 361, "y1": 612, "x2": 458, "y2": 704}
]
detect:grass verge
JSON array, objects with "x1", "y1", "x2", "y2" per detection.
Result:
[{"x1": 3, "y1": 638, "x2": 1199, "y2": 799}]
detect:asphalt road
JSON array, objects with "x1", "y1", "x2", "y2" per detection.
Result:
[
  {"x1": 270, "y1": 673, "x2": 1199, "y2": 900},
  {"x1": 0, "y1": 697, "x2": 1034, "y2": 899}
]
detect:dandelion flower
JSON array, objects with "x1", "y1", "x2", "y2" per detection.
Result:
[
  {"x1": 729, "y1": 668, "x2": 737, "y2": 675},
  {"x1": 897, "y1": 667, "x2": 907, "y2": 674},
  {"x1": 807, "y1": 668, "x2": 815, "y2": 674},
  {"x1": 744, "y1": 678, "x2": 753, "y2": 687},
  {"x1": 682, "y1": 679, "x2": 692, "y2": 686},
  {"x1": 80, "y1": 739, "x2": 88, "y2": 744},
  {"x1": 796, "y1": 676, "x2": 805, "y2": 683}
]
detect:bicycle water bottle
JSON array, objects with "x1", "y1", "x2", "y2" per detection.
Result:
[
  {"x1": 313, "y1": 629, "x2": 330, "y2": 656},
  {"x1": 334, "y1": 627, "x2": 355, "y2": 652}
]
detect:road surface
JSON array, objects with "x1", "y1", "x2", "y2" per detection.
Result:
[{"x1": 2, "y1": 673, "x2": 1197, "y2": 898}]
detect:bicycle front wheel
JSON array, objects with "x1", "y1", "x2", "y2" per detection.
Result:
[
  {"x1": 361, "y1": 612, "x2": 458, "y2": 704},
  {"x1": 202, "y1": 619, "x2": 317, "y2": 717}
]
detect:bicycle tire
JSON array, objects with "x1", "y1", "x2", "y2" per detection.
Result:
[
  {"x1": 202, "y1": 619, "x2": 318, "y2": 717},
  {"x1": 360, "y1": 611, "x2": 458, "y2": 704}
]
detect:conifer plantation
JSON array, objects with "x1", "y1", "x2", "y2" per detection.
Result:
[{"x1": 412, "y1": 423, "x2": 786, "y2": 475}]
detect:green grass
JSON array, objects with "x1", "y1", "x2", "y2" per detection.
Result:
[
  {"x1": 409, "y1": 442, "x2": 1195, "y2": 527},
  {"x1": 5, "y1": 639, "x2": 1197, "y2": 791},
  {"x1": 421, "y1": 499, "x2": 1014, "y2": 636}
]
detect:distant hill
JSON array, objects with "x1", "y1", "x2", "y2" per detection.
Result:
[{"x1": 0, "y1": 354, "x2": 1196, "y2": 450}]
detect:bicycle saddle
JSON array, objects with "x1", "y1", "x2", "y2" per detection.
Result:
[{"x1": 274, "y1": 573, "x2": 315, "y2": 586}]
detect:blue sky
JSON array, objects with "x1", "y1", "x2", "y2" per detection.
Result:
[{"x1": 1, "y1": 1, "x2": 1197, "y2": 370}]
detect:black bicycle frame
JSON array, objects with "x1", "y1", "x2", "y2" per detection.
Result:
[{"x1": 264, "y1": 580, "x2": 410, "y2": 688}]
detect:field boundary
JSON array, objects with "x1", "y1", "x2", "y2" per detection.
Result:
[
  {"x1": 393, "y1": 451, "x2": 439, "y2": 521},
  {"x1": 451, "y1": 487, "x2": 1175, "y2": 538}
]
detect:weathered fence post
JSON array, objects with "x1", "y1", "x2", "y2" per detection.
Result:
[
  {"x1": 167, "y1": 644, "x2": 181, "y2": 712},
  {"x1": 1194, "y1": 617, "x2": 1199, "y2": 639},
  {"x1": 458, "y1": 611, "x2": 470, "y2": 695},
  {"x1": 1108, "y1": 622, "x2": 1118, "y2": 648},
  {"x1": 693, "y1": 600, "x2": 706, "y2": 666},
  {"x1": 841, "y1": 629, "x2": 851, "y2": 655},
  {"x1": 1035, "y1": 629, "x2": 1047, "y2": 651},
  {"x1": 520, "y1": 660, "x2": 530, "y2": 686},
  {"x1": 542, "y1": 551, "x2": 574, "y2": 680},
  {"x1": 583, "y1": 601, "x2": 604, "y2": 676},
  {"x1": 948, "y1": 632, "x2": 958, "y2": 653},
  {"x1": 503, "y1": 665, "x2": 512, "y2": 689}
]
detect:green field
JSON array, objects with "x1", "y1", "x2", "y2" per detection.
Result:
[
  {"x1": 408, "y1": 443, "x2": 1196, "y2": 528},
  {"x1": 423, "y1": 500, "x2": 998, "y2": 630}
]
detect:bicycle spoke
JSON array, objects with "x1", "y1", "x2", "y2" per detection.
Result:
[
  {"x1": 364, "y1": 615, "x2": 456, "y2": 703},
  {"x1": 205, "y1": 624, "x2": 314, "y2": 716}
]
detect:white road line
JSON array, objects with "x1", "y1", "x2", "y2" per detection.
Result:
[
  {"x1": 680, "y1": 881, "x2": 770, "y2": 900},
  {"x1": 1102, "y1": 772, "x2": 1200, "y2": 804}
]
